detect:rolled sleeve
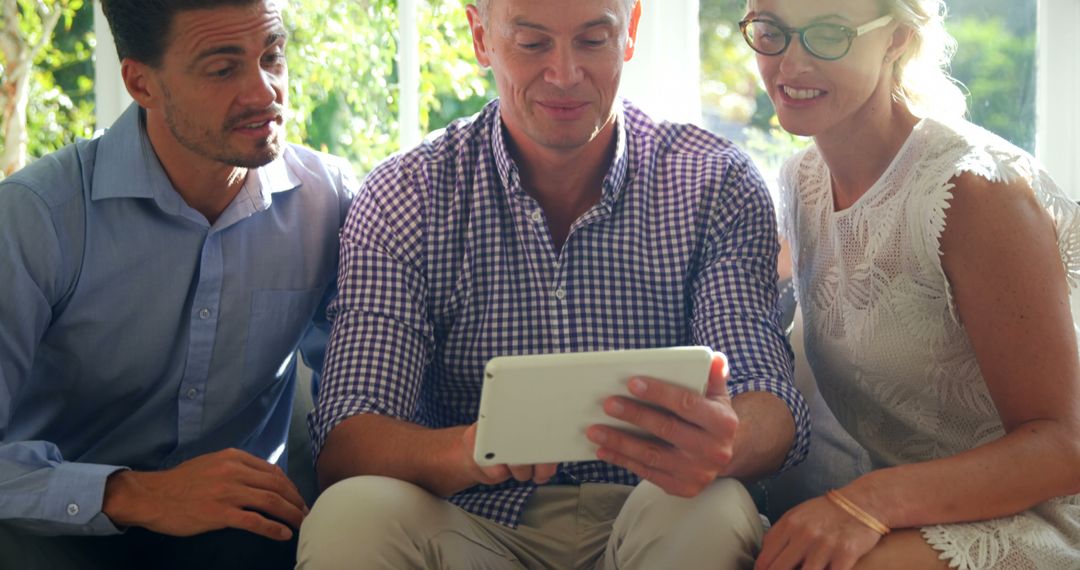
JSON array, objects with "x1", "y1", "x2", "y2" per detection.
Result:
[
  {"x1": 690, "y1": 154, "x2": 810, "y2": 473},
  {"x1": 309, "y1": 159, "x2": 433, "y2": 460}
]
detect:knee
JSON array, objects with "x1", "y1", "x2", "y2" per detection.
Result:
[
  {"x1": 622, "y1": 478, "x2": 764, "y2": 541},
  {"x1": 305, "y1": 475, "x2": 436, "y2": 534},
  {"x1": 611, "y1": 479, "x2": 764, "y2": 569},
  {"x1": 688, "y1": 478, "x2": 762, "y2": 535},
  {"x1": 297, "y1": 476, "x2": 439, "y2": 566}
]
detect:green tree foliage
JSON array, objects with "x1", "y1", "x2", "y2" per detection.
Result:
[
  {"x1": 6, "y1": 0, "x2": 492, "y2": 177},
  {"x1": 283, "y1": 0, "x2": 492, "y2": 175},
  {"x1": 1, "y1": 0, "x2": 93, "y2": 176},
  {"x1": 25, "y1": 1, "x2": 94, "y2": 156},
  {"x1": 699, "y1": 0, "x2": 757, "y2": 125},
  {"x1": 9, "y1": 0, "x2": 1035, "y2": 178},
  {"x1": 418, "y1": 1, "x2": 495, "y2": 132},
  {"x1": 949, "y1": 17, "x2": 1036, "y2": 152},
  {"x1": 285, "y1": 1, "x2": 400, "y2": 174}
]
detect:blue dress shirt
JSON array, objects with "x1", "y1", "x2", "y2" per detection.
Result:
[{"x1": 0, "y1": 104, "x2": 356, "y2": 535}]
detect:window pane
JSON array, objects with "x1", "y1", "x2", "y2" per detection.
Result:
[
  {"x1": 419, "y1": 0, "x2": 495, "y2": 133},
  {"x1": 285, "y1": 0, "x2": 492, "y2": 175},
  {"x1": 9, "y1": 3, "x2": 96, "y2": 164},
  {"x1": 948, "y1": 0, "x2": 1037, "y2": 152},
  {"x1": 699, "y1": 0, "x2": 809, "y2": 187},
  {"x1": 286, "y1": 1, "x2": 399, "y2": 175}
]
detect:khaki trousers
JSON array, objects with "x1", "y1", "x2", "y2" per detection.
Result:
[{"x1": 296, "y1": 476, "x2": 763, "y2": 569}]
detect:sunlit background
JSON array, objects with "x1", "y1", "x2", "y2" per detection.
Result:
[{"x1": 0, "y1": 0, "x2": 1058, "y2": 190}]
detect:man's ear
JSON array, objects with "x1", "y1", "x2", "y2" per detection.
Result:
[
  {"x1": 121, "y1": 59, "x2": 160, "y2": 110},
  {"x1": 624, "y1": 0, "x2": 642, "y2": 62},
  {"x1": 466, "y1": 4, "x2": 492, "y2": 69}
]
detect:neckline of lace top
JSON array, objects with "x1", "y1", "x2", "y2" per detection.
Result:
[{"x1": 817, "y1": 117, "x2": 930, "y2": 217}]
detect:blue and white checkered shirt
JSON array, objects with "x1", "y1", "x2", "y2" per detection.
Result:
[{"x1": 312, "y1": 99, "x2": 809, "y2": 527}]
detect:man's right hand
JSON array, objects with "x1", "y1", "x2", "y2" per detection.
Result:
[
  {"x1": 101, "y1": 448, "x2": 308, "y2": 541},
  {"x1": 456, "y1": 424, "x2": 557, "y2": 489}
]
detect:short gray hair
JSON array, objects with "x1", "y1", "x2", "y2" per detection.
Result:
[{"x1": 475, "y1": 0, "x2": 638, "y2": 22}]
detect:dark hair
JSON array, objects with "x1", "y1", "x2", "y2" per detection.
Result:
[{"x1": 99, "y1": 0, "x2": 264, "y2": 67}]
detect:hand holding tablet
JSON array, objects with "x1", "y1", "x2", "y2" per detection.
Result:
[{"x1": 472, "y1": 346, "x2": 715, "y2": 467}]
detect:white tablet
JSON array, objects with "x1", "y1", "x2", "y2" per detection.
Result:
[{"x1": 473, "y1": 346, "x2": 713, "y2": 466}]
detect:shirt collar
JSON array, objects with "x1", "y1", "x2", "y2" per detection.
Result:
[
  {"x1": 602, "y1": 101, "x2": 630, "y2": 207},
  {"x1": 91, "y1": 103, "x2": 302, "y2": 219},
  {"x1": 212, "y1": 147, "x2": 302, "y2": 230},
  {"x1": 489, "y1": 100, "x2": 519, "y2": 196},
  {"x1": 91, "y1": 104, "x2": 173, "y2": 204},
  {"x1": 489, "y1": 98, "x2": 631, "y2": 207}
]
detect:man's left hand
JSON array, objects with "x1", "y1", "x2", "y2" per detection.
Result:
[{"x1": 586, "y1": 354, "x2": 738, "y2": 497}]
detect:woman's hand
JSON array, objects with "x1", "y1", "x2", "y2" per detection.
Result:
[{"x1": 755, "y1": 495, "x2": 884, "y2": 570}]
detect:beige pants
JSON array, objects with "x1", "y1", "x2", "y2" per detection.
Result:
[{"x1": 296, "y1": 476, "x2": 763, "y2": 569}]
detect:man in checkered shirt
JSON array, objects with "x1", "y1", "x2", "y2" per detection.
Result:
[{"x1": 298, "y1": 0, "x2": 809, "y2": 568}]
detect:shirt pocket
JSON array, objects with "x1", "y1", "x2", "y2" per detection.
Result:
[{"x1": 243, "y1": 287, "x2": 325, "y2": 390}]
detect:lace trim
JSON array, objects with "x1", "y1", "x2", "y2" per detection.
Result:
[
  {"x1": 911, "y1": 118, "x2": 1080, "y2": 325},
  {"x1": 921, "y1": 496, "x2": 1080, "y2": 570},
  {"x1": 923, "y1": 524, "x2": 1000, "y2": 570}
]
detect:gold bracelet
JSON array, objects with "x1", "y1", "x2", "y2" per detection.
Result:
[{"x1": 826, "y1": 489, "x2": 890, "y2": 536}]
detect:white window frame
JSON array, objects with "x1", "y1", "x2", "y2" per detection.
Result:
[
  {"x1": 397, "y1": 0, "x2": 422, "y2": 149},
  {"x1": 619, "y1": 0, "x2": 702, "y2": 125},
  {"x1": 94, "y1": 1, "x2": 1079, "y2": 199},
  {"x1": 1038, "y1": 0, "x2": 1080, "y2": 199},
  {"x1": 92, "y1": 2, "x2": 128, "y2": 130}
]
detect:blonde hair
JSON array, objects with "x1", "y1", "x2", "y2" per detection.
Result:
[{"x1": 883, "y1": 0, "x2": 967, "y2": 118}]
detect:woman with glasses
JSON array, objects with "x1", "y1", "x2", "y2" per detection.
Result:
[{"x1": 741, "y1": 0, "x2": 1080, "y2": 569}]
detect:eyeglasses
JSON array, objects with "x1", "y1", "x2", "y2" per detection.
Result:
[{"x1": 739, "y1": 14, "x2": 894, "y2": 61}]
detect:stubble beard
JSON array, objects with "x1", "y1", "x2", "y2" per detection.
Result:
[{"x1": 162, "y1": 89, "x2": 285, "y2": 169}]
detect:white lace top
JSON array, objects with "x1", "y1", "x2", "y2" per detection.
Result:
[{"x1": 779, "y1": 117, "x2": 1080, "y2": 570}]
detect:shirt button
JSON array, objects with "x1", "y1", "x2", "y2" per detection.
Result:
[
  {"x1": 66, "y1": 503, "x2": 79, "y2": 516},
  {"x1": 186, "y1": 388, "x2": 199, "y2": 400},
  {"x1": 531, "y1": 211, "x2": 543, "y2": 223},
  {"x1": 554, "y1": 288, "x2": 566, "y2": 300},
  {"x1": 198, "y1": 308, "x2": 212, "y2": 320}
]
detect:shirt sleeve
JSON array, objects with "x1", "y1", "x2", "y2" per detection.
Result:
[
  {"x1": 0, "y1": 182, "x2": 126, "y2": 535},
  {"x1": 299, "y1": 156, "x2": 361, "y2": 398},
  {"x1": 689, "y1": 153, "x2": 811, "y2": 473},
  {"x1": 307, "y1": 156, "x2": 434, "y2": 460}
]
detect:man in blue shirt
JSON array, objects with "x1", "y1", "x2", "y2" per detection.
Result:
[
  {"x1": 0, "y1": 1, "x2": 354, "y2": 568},
  {"x1": 298, "y1": 0, "x2": 808, "y2": 568}
]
